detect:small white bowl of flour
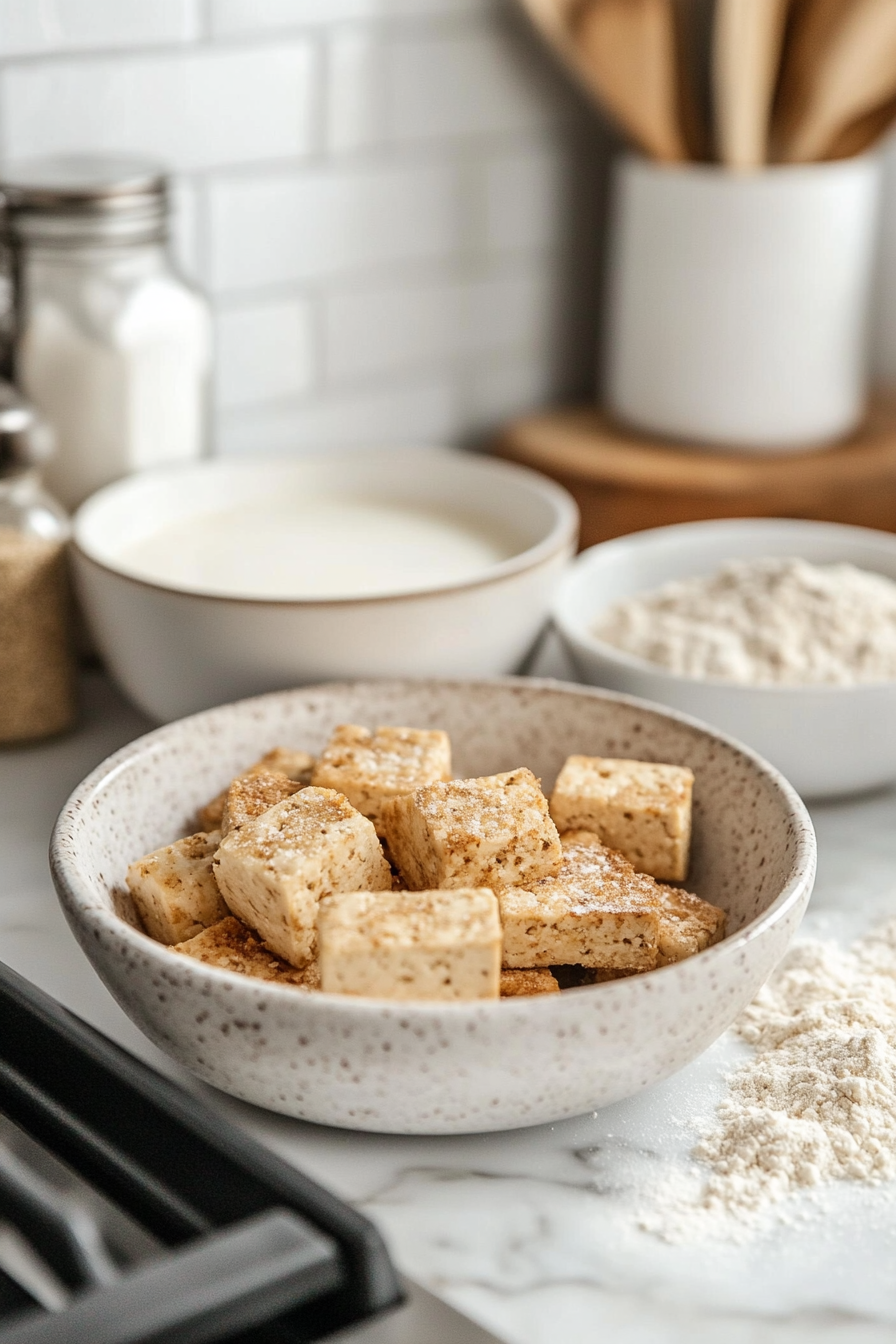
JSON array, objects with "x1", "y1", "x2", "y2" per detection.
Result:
[{"x1": 553, "y1": 518, "x2": 896, "y2": 798}]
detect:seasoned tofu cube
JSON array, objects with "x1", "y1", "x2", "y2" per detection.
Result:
[
  {"x1": 197, "y1": 747, "x2": 315, "y2": 832},
  {"x1": 656, "y1": 885, "x2": 726, "y2": 966},
  {"x1": 213, "y1": 787, "x2": 391, "y2": 968},
  {"x1": 174, "y1": 916, "x2": 320, "y2": 989},
  {"x1": 220, "y1": 769, "x2": 303, "y2": 837},
  {"x1": 127, "y1": 831, "x2": 228, "y2": 945},
  {"x1": 318, "y1": 888, "x2": 501, "y2": 1001},
  {"x1": 256, "y1": 748, "x2": 316, "y2": 783},
  {"x1": 500, "y1": 968, "x2": 560, "y2": 997},
  {"x1": 499, "y1": 831, "x2": 661, "y2": 971},
  {"x1": 383, "y1": 767, "x2": 561, "y2": 891},
  {"x1": 311, "y1": 724, "x2": 451, "y2": 836},
  {"x1": 550, "y1": 756, "x2": 694, "y2": 882}
]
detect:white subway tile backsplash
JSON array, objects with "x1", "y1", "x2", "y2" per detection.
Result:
[
  {"x1": 0, "y1": 0, "x2": 199, "y2": 57},
  {"x1": 214, "y1": 0, "x2": 376, "y2": 32},
  {"x1": 211, "y1": 0, "x2": 482, "y2": 38},
  {"x1": 326, "y1": 278, "x2": 461, "y2": 381},
  {"x1": 209, "y1": 161, "x2": 463, "y2": 292},
  {"x1": 483, "y1": 142, "x2": 569, "y2": 255},
  {"x1": 0, "y1": 0, "x2": 610, "y2": 454},
  {"x1": 326, "y1": 27, "x2": 385, "y2": 155},
  {"x1": 1, "y1": 43, "x2": 316, "y2": 170},
  {"x1": 462, "y1": 350, "x2": 559, "y2": 434},
  {"x1": 466, "y1": 268, "x2": 557, "y2": 355},
  {"x1": 4, "y1": 0, "x2": 894, "y2": 461},
  {"x1": 383, "y1": 27, "x2": 568, "y2": 144},
  {"x1": 325, "y1": 267, "x2": 556, "y2": 382},
  {"x1": 217, "y1": 298, "x2": 316, "y2": 408},
  {"x1": 326, "y1": 22, "x2": 568, "y2": 157},
  {"x1": 169, "y1": 177, "x2": 202, "y2": 285},
  {"x1": 217, "y1": 376, "x2": 457, "y2": 454}
]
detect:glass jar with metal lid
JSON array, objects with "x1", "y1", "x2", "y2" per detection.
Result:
[
  {"x1": 1, "y1": 155, "x2": 211, "y2": 512},
  {"x1": 0, "y1": 380, "x2": 76, "y2": 742}
]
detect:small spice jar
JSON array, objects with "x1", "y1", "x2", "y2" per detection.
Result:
[{"x1": 0, "y1": 381, "x2": 76, "y2": 743}]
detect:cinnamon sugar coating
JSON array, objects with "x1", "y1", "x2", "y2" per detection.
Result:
[
  {"x1": 382, "y1": 767, "x2": 561, "y2": 891},
  {"x1": 175, "y1": 916, "x2": 320, "y2": 989},
  {"x1": 655, "y1": 884, "x2": 726, "y2": 966},
  {"x1": 127, "y1": 830, "x2": 228, "y2": 945},
  {"x1": 550, "y1": 756, "x2": 693, "y2": 882},
  {"x1": 197, "y1": 747, "x2": 315, "y2": 831},
  {"x1": 499, "y1": 831, "x2": 662, "y2": 971},
  {"x1": 311, "y1": 723, "x2": 451, "y2": 836},
  {"x1": 318, "y1": 887, "x2": 501, "y2": 1000},
  {"x1": 213, "y1": 787, "x2": 391, "y2": 968},
  {"x1": 220, "y1": 768, "x2": 303, "y2": 837},
  {"x1": 500, "y1": 968, "x2": 560, "y2": 997}
]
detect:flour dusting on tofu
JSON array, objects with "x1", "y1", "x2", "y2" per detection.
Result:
[{"x1": 127, "y1": 729, "x2": 725, "y2": 1002}]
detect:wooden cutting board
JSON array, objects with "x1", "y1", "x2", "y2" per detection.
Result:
[{"x1": 495, "y1": 399, "x2": 896, "y2": 549}]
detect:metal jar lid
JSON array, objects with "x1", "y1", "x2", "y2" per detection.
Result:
[{"x1": 0, "y1": 154, "x2": 169, "y2": 247}]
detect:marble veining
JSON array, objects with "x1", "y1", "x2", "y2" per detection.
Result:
[{"x1": 1, "y1": 660, "x2": 895, "y2": 1343}]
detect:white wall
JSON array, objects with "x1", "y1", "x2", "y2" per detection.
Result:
[
  {"x1": 4, "y1": 1, "x2": 892, "y2": 458},
  {"x1": 0, "y1": 0, "x2": 611, "y2": 456}
]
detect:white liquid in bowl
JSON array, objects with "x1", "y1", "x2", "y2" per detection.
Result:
[{"x1": 113, "y1": 498, "x2": 522, "y2": 599}]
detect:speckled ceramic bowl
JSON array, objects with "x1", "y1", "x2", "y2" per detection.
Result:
[{"x1": 51, "y1": 679, "x2": 816, "y2": 1135}]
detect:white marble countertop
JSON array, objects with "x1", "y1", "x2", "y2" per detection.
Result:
[{"x1": 2, "y1": 664, "x2": 896, "y2": 1344}]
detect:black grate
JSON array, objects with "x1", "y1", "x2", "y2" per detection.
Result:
[{"x1": 0, "y1": 961, "x2": 403, "y2": 1343}]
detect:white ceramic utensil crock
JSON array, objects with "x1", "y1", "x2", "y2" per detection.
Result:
[{"x1": 605, "y1": 154, "x2": 882, "y2": 451}]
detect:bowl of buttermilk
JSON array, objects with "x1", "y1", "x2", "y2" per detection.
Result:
[
  {"x1": 552, "y1": 517, "x2": 896, "y2": 799},
  {"x1": 72, "y1": 448, "x2": 578, "y2": 721}
]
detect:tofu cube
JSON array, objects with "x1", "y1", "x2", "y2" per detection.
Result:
[
  {"x1": 383, "y1": 767, "x2": 561, "y2": 891},
  {"x1": 318, "y1": 888, "x2": 501, "y2": 1000},
  {"x1": 311, "y1": 724, "x2": 451, "y2": 836},
  {"x1": 550, "y1": 756, "x2": 694, "y2": 882},
  {"x1": 500, "y1": 968, "x2": 560, "y2": 997},
  {"x1": 174, "y1": 916, "x2": 320, "y2": 989},
  {"x1": 197, "y1": 747, "x2": 315, "y2": 831},
  {"x1": 257, "y1": 748, "x2": 316, "y2": 783},
  {"x1": 499, "y1": 831, "x2": 661, "y2": 971},
  {"x1": 656, "y1": 885, "x2": 726, "y2": 966},
  {"x1": 213, "y1": 787, "x2": 391, "y2": 968},
  {"x1": 220, "y1": 769, "x2": 303, "y2": 837},
  {"x1": 127, "y1": 831, "x2": 228, "y2": 945}
]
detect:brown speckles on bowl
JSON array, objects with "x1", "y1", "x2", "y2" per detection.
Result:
[{"x1": 49, "y1": 678, "x2": 815, "y2": 1135}]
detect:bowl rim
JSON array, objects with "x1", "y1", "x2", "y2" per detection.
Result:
[
  {"x1": 553, "y1": 516, "x2": 896, "y2": 695},
  {"x1": 71, "y1": 448, "x2": 580, "y2": 607},
  {"x1": 50, "y1": 676, "x2": 817, "y2": 1016}
]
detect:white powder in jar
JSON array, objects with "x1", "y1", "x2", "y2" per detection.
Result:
[
  {"x1": 19, "y1": 278, "x2": 210, "y2": 512},
  {"x1": 593, "y1": 557, "x2": 896, "y2": 685}
]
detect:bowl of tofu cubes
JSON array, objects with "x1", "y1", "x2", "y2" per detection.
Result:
[{"x1": 51, "y1": 678, "x2": 816, "y2": 1135}]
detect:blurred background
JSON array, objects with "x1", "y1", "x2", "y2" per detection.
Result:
[
  {"x1": 0, "y1": 0, "x2": 636, "y2": 460},
  {"x1": 0, "y1": 0, "x2": 628, "y2": 458}
]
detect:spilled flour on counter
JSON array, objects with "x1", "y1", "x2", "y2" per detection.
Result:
[{"x1": 643, "y1": 919, "x2": 896, "y2": 1242}]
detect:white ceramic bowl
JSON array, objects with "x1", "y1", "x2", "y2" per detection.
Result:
[
  {"x1": 71, "y1": 449, "x2": 578, "y2": 722},
  {"x1": 553, "y1": 518, "x2": 896, "y2": 799},
  {"x1": 51, "y1": 678, "x2": 815, "y2": 1136}
]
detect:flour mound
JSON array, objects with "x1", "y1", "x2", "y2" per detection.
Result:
[
  {"x1": 645, "y1": 920, "x2": 896, "y2": 1240},
  {"x1": 593, "y1": 557, "x2": 896, "y2": 685}
]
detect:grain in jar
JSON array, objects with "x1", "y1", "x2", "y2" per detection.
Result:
[{"x1": 0, "y1": 383, "x2": 76, "y2": 743}]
